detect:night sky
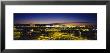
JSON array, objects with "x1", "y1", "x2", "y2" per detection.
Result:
[{"x1": 14, "y1": 13, "x2": 97, "y2": 24}]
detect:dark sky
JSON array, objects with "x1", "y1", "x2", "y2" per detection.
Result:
[{"x1": 14, "y1": 13, "x2": 97, "y2": 24}]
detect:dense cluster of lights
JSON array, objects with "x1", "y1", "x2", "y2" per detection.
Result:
[
  {"x1": 34, "y1": 32, "x2": 86, "y2": 40},
  {"x1": 14, "y1": 24, "x2": 97, "y2": 40}
]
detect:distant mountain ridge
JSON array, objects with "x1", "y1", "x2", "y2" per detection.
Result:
[{"x1": 14, "y1": 22, "x2": 97, "y2": 25}]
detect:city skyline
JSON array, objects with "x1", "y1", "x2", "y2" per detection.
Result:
[{"x1": 14, "y1": 13, "x2": 97, "y2": 40}]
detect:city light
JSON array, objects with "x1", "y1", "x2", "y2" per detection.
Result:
[
  {"x1": 14, "y1": 13, "x2": 97, "y2": 40},
  {"x1": 14, "y1": 24, "x2": 97, "y2": 40}
]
